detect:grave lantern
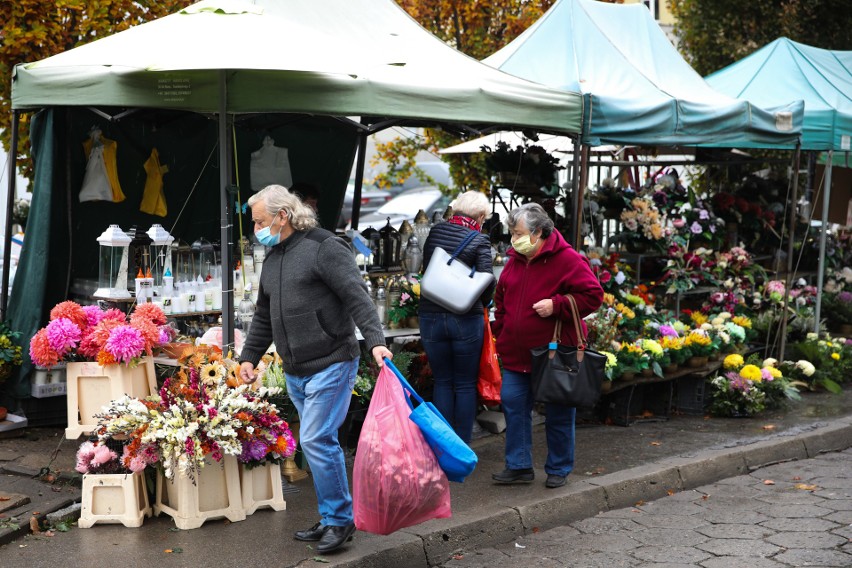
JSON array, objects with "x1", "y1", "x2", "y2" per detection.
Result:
[{"x1": 93, "y1": 225, "x2": 132, "y2": 299}]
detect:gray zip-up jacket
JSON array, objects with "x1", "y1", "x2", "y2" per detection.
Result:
[{"x1": 239, "y1": 228, "x2": 386, "y2": 376}]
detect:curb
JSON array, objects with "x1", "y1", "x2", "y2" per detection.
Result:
[{"x1": 333, "y1": 417, "x2": 852, "y2": 568}]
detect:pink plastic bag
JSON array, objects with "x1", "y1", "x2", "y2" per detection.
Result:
[{"x1": 353, "y1": 365, "x2": 452, "y2": 535}]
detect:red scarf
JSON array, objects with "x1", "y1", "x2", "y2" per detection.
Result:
[{"x1": 448, "y1": 215, "x2": 481, "y2": 232}]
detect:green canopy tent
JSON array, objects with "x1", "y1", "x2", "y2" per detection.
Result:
[
  {"x1": 705, "y1": 38, "x2": 852, "y2": 336},
  {"x1": 4, "y1": 0, "x2": 583, "y2": 400}
]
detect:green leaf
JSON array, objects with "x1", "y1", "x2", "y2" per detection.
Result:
[
  {"x1": 652, "y1": 361, "x2": 663, "y2": 378},
  {"x1": 820, "y1": 378, "x2": 843, "y2": 394},
  {"x1": 312, "y1": 557, "x2": 330, "y2": 563}
]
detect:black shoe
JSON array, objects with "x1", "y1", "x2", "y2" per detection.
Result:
[
  {"x1": 491, "y1": 468, "x2": 534, "y2": 484},
  {"x1": 294, "y1": 522, "x2": 328, "y2": 542},
  {"x1": 316, "y1": 522, "x2": 356, "y2": 553},
  {"x1": 545, "y1": 474, "x2": 566, "y2": 488}
]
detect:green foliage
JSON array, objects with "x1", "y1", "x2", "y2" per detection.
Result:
[
  {"x1": 669, "y1": 0, "x2": 852, "y2": 77},
  {"x1": 786, "y1": 337, "x2": 851, "y2": 393},
  {"x1": 0, "y1": 1, "x2": 196, "y2": 185}
]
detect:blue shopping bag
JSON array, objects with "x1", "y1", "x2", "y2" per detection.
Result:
[{"x1": 384, "y1": 358, "x2": 478, "y2": 482}]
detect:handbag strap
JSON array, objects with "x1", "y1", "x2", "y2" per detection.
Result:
[
  {"x1": 549, "y1": 295, "x2": 587, "y2": 351},
  {"x1": 447, "y1": 229, "x2": 482, "y2": 278}
]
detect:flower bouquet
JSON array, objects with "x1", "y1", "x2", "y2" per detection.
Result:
[
  {"x1": 29, "y1": 301, "x2": 174, "y2": 369},
  {"x1": 388, "y1": 276, "x2": 421, "y2": 327},
  {"x1": 708, "y1": 355, "x2": 801, "y2": 417},
  {"x1": 0, "y1": 320, "x2": 23, "y2": 382},
  {"x1": 615, "y1": 197, "x2": 670, "y2": 252},
  {"x1": 614, "y1": 342, "x2": 647, "y2": 379}
]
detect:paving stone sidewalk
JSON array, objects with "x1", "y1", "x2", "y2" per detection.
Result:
[{"x1": 439, "y1": 448, "x2": 852, "y2": 568}]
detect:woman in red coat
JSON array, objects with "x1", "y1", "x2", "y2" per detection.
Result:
[{"x1": 491, "y1": 203, "x2": 603, "y2": 489}]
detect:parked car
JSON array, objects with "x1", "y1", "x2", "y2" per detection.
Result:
[
  {"x1": 354, "y1": 187, "x2": 451, "y2": 229},
  {"x1": 337, "y1": 179, "x2": 391, "y2": 229},
  {"x1": 384, "y1": 161, "x2": 453, "y2": 196}
]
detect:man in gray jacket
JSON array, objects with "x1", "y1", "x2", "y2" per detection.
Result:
[{"x1": 240, "y1": 184, "x2": 392, "y2": 553}]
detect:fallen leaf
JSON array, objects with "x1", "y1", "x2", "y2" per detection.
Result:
[
  {"x1": 631, "y1": 508, "x2": 641, "y2": 513},
  {"x1": 29, "y1": 516, "x2": 40, "y2": 534},
  {"x1": 792, "y1": 476, "x2": 802, "y2": 481},
  {"x1": 666, "y1": 489, "x2": 675, "y2": 496},
  {"x1": 452, "y1": 554, "x2": 464, "y2": 560},
  {"x1": 532, "y1": 527, "x2": 540, "y2": 533},
  {"x1": 650, "y1": 441, "x2": 662, "y2": 446},
  {"x1": 641, "y1": 410, "x2": 654, "y2": 418},
  {"x1": 312, "y1": 557, "x2": 330, "y2": 563},
  {"x1": 43, "y1": 530, "x2": 54, "y2": 537},
  {"x1": 702, "y1": 495, "x2": 709, "y2": 500},
  {"x1": 794, "y1": 483, "x2": 819, "y2": 491},
  {"x1": 165, "y1": 550, "x2": 173, "y2": 554},
  {"x1": 18, "y1": 545, "x2": 26, "y2": 548},
  {"x1": 762, "y1": 424, "x2": 776, "y2": 430},
  {"x1": 763, "y1": 480, "x2": 775, "y2": 485},
  {"x1": 635, "y1": 500, "x2": 646, "y2": 506},
  {"x1": 0, "y1": 497, "x2": 10, "y2": 502}
]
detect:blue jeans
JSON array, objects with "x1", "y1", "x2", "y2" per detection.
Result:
[
  {"x1": 286, "y1": 358, "x2": 358, "y2": 526},
  {"x1": 501, "y1": 369, "x2": 576, "y2": 476},
  {"x1": 419, "y1": 311, "x2": 484, "y2": 444}
]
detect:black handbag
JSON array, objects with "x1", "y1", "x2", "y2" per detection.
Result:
[{"x1": 530, "y1": 295, "x2": 606, "y2": 408}]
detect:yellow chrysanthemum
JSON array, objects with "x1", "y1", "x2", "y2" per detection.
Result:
[
  {"x1": 600, "y1": 350, "x2": 617, "y2": 369},
  {"x1": 739, "y1": 364, "x2": 762, "y2": 381},
  {"x1": 641, "y1": 339, "x2": 663, "y2": 356},
  {"x1": 603, "y1": 293, "x2": 616, "y2": 306},
  {"x1": 660, "y1": 336, "x2": 682, "y2": 350},
  {"x1": 765, "y1": 366, "x2": 782, "y2": 379},
  {"x1": 723, "y1": 354, "x2": 744, "y2": 370},
  {"x1": 616, "y1": 303, "x2": 636, "y2": 320},
  {"x1": 832, "y1": 352, "x2": 841, "y2": 360},
  {"x1": 690, "y1": 312, "x2": 708, "y2": 326},
  {"x1": 731, "y1": 315, "x2": 752, "y2": 329},
  {"x1": 685, "y1": 331, "x2": 712, "y2": 347}
]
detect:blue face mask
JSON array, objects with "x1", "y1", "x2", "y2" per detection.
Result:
[{"x1": 255, "y1": 211, "x2": 282, "y2": 247}]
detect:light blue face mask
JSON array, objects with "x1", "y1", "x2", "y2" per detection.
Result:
[{"x1": 255, "y1": 211, "x2": 283, "y2": 247}]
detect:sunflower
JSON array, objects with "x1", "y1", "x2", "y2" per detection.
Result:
[{"x1": 200, "y1": 363, "x2": 224, "y2": 384}]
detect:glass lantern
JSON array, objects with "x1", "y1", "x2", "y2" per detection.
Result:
[
  {"x1": 170, "y1": 240, "x2": 192, "y2": 284},
  {"x1": 361, "y1": 226, "x2": 382, "y2": 272},
  {"x1": 398, "y1": 219, "x2": 414, "y2": 252},
  {"x1": 379, "y1": 218, "x2": 402, "y2": 270},
  {"x1": 126, "y1": 225, "x2": 154, "y2": 288},
  {"x1": 190, "y1": 238, "x2": 216, "y2": 281},
  {"x1": 402, "y1": 234, "x2": 423, "y2": 275},
  {"x1": 93, "y1": 225, "x2": 132, "y2": 299},
  {"x1": 146, "y1": 224, "x2": 174, "y2": 292},
  {"x1": 413, "y1": 209, "x2": 431, "y2": 245}
]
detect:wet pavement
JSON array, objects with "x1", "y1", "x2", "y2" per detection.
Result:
[
  {"x1": 438, "y1": 448, "x2": 852, "y2": 567},
  {"x1": 0, "y1": 388, "x2": 851, "y2": 567}
]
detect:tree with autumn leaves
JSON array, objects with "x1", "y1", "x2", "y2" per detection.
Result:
[{"x1": 0, "y1": 1, "x2": 195, "y2": 185}]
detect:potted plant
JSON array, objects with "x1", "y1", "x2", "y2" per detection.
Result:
[
  {"x1": 683, "y1": 330, "x2": 714, "y2": 367},
  {"x1": 388, "y1": 276, "x2": 421, "y2": 329},
  {"x1": 822, "y1": 291, "x2": 852, "y2": 335},
  {"x1": 483, "y1": 141, "x2": 562, "y2": 194},
  {"x1": 615, "y1": 342, "x2": 647, "y2": 380},
  {"x1": 0, "y1": 321, "x2": 23, "y2": 383}
]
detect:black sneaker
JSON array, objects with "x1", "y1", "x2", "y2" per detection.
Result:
[
  {"x1": 491, "y1": 468, "x2": 535, "y2": 483},
  {"x1": 545, "y1": 474, "x2": 566, "y2": 488}
]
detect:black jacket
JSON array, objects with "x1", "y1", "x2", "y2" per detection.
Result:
[{"x1": 419, "y1": 221, "x2": 495, "y2": 315}]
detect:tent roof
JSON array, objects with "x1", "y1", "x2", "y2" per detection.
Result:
[
  {"x1": 705, "y1": 38, "x2": 852, "y2": 151},
  {"x1": 483, "y1": 0, "x2": 803, "y2": 148},
  {"x1": 11, "y1": 0, "x2": 583, "y2": 134}
]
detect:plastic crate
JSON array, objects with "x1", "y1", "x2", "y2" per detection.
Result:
[{"x1": 676, "y1": 376, "x2": 709, "y2": 415}]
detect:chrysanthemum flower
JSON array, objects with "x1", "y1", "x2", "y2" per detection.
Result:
[
  {"x1": 740, "y1": 364, "x2": 762, "y2": 382},
  {"x1": 82, "y1": 305, "x2": 106, "y2": 328},
  {"x1": 45, "y1": 318, "x2": 82, "y2": 357},
  {"x1": 723, "y1": 354, "x2": 744, "y2": 370},
  {"x1": 49, "y1": 301, "x2": 88, "y2": 330},
  {"x1": 104, "y1": 325, "x2": 145, "y2": 364},
  {"x1": 29, "y1": 329, "x2": 60, "y2": 368},
  {"x1": 131, "y1": 303, "x2": 167, "y2": 326}
]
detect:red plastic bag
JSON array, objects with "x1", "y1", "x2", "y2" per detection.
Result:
[
  {"x1": 478, "y1": 309, "x2": 502, "y2": 404},
  {"x1": 353, "y1": 365, "x2": 452, "y2": 535}
]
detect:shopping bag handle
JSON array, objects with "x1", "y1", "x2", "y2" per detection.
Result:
[{"x1": 384, "y1": 357, "x2": 425, "y2": 407}]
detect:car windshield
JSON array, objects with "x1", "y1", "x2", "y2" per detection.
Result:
[{"x1": 375, "y1": 191, "x2": 439, "y2": 215}]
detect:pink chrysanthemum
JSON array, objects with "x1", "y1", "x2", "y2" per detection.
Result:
[
  {"x1": 101, "y1": 308, "x2": 128, "y2": 323},
  {"x1": 49, "y1": 301, "x2": 88, "y2": 330},
  {"x1": 158, "y1": 326, "x2": 173, "y2": 345},
  {"x1": 45, "y1": 318, "x2": 82, "y2": 357},
  {"x1": 29, "y1": 328, "x2": 60, "y2": 368},
  {"x1": 104, "y1": 325, "x2": 145, "y2": 364},
  {"x1": 131, "y1": 303, "x2": 167, "y2": 326},
  {"x1": 77, "y1": 333, "x2": 101, "y2": 359},
  {"x1": 82, "y1": 305, "x2": 106, "y2": 328}
]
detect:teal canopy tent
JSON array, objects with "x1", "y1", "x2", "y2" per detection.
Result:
[
  {"x1": 483, "y1": 0, "x2": 803, "y2": 148},
  {"x1": 706, "y1": 37, "x2": 852, "y2": 332},
  {"x1": 4, "y1": 0, "x2": 583, "y2": 401}
]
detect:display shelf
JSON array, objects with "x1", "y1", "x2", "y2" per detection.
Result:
[{"x1": 166, "y1": 310, "x2": 222, "y2": 318}]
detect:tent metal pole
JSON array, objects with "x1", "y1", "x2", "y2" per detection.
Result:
[
  {"x1": 351, "y1": 128, "x2": 368, "y2": 231},
  {"x1": 814, "y1": 151, "x2": 834, "y2": 333},
  {"x1": 1, "y1": 111, "x2": 20, "y2": 321},
  {"x1": 218, "y1": 71, "x2": 234, "y2": 352},
  {"x1": 778, "y1": 143, "x2": 801, "y2": 360},
  {"x1": 574, "y1": 143, "x2": 589, "y2": 249},
  {"x1": 569, "y1": 134, "x2": 581, "y2": 248}
]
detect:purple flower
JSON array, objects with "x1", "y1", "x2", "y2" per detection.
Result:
[
  {"x1": 699, "y1": 209, "x2": 710, "y2": 220},
  {"x1": 239, "y1": 439, "x2": 268, "y2": 463},
  {"x1": 690, "y1": 222, "x2": 703, "y2": 234},
  {"x1": 45, "y1": 318, "x2": 82, "y2": 357},
  {"x1": 659, "y1": 324, "x2": 679, "y2": 338},
  {"x1": 839, "y1": 291, "x2": 852, "y2": 303},
  {"x1": 104, "y1": 325, "x2": 145, "y2": 363},
  {"x1": 82, "y1": 305, "x2": 105, "y2": 328}
]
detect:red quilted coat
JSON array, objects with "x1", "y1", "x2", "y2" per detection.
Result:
[{"x1": 492, "y1": 230, "x2": 604, "y2": 373}]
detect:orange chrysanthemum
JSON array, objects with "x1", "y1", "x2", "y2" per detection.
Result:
[
  {"x1": 132, "y1": 318, "x2": 160, "y2": 353},
  {"x1": 49, "y1": 301, "x2": 88, "y2": 331},
  {"x1": 29, "y1": 328, "x2": 60, "y2": 368},
  {"x1": 97, "y1": 350, "x2": 117, "y2": 366},
  {"x1": 89, "y1": 319, "x2": 123, "y2": 353},
  {"x1": 131, "y1": 303, "x2": 167, "y2": 326}
]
